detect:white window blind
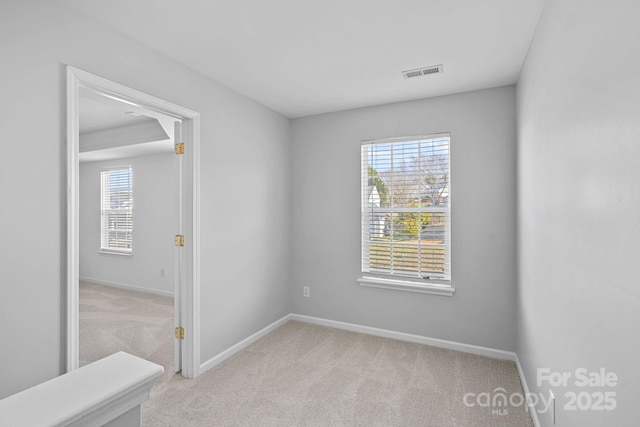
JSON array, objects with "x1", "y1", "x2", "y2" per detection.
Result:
[
  {"x1": 100, "y1": 166, "x2": 133, "y2": 254},
  {"x1": 361, "y1": 134, "x2": 451, "y2": 282}
]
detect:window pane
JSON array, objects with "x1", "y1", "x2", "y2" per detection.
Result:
[
  {"x1": 362, "y1": 136, "x2": 450, "y2": 280},
  {"x1": 100, "y1": 167, "x2": 133, "y2": 252}
]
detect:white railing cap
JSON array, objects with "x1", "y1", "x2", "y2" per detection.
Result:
[{"x1": 0, "y1": 352, "x2": 163, "y2": 427}]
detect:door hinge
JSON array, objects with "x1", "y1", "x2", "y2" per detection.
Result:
[
  {"x1": 175, "y1": 234, "x2": 185, "y2": 246},
  {"x1": 175, "y1": 327, "x2": 185, "y2": 340},
  {"x1": 175, "y1": 142, "x2": 185, "y2": 155}
]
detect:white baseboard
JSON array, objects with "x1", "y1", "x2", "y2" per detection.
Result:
[
  {"x1": 514, "y1": 354, "x2": 541, "y2": 427},
  {"x1": 80, "y1": 276, "x2": 173, "y2": 298},
  {"x1": 199, "y1": 314, "x2": 292, "y2": 374},
  {"x1": 290, "y1": 313, "x2": 517, "y2": 362}
]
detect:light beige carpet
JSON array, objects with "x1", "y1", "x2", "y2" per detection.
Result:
[
  {"x1": 79, "y1": 281, "x2": 175, "y2": 378},
  {"x1": 80, "y1": 283, "x2": 533, "y2": 426}
]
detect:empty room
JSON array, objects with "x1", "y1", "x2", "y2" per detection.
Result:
[
  {"x1": 0, "y1": 1, "x2": 638, "y2": 427},
  {"x1": 77, "y1": 91, "x2": 179, "y2": 373}
]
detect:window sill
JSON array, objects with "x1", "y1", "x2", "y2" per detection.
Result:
[
  {"x1": 357, "y1": 276, "x2": 455, "y2": 296},
  {"x1": 99, "y1": 250, "x2": 133, "y2": 257}
]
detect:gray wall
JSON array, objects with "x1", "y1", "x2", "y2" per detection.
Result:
[
  {"x1": 517, "y1": 0, "x2": 640, "y2": 425},
  {"x1": 0, "y1": 0, "x2": 291, "y2": 398},
  {"x1": 80, "y1": 153, "x2": 177, "y2": 296},
  {"x1": 291, "y1": 86, "x2": 518, "y2": 351}
]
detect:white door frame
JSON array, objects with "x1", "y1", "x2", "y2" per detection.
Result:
[{"x1": 66, "y1": 66, "x2": 201, "y2": 378}]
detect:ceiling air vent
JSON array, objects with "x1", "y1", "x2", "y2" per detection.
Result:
[{"x1": 402, "y1": 64, "x2": 443, "y2": 79}]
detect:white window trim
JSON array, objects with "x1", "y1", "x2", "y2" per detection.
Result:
[
  {"x1": 98, "y1": 249, "x2": 133, "y2": 257},
  {"x1": 359, "y1": 133, "x2": 453, "y2": 296},
  {"x1": 357, "y1": 276, "x2": 455, "y2": 296}
]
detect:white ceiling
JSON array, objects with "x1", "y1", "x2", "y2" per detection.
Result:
[
  {"x1": 79, "y1": 87, "x2": 175, "y2": 163},
  {"x1": 60, "y1": 0, "x2": 545, "y2": 118},
  {"x1": 80, "y1": 92, "x2": 152, "y2": 135},
  {"x1": 79, "y1": 140, "x2": 174, "y2": 163}
]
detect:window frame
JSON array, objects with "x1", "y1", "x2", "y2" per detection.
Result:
[
  {"x1": 358, "y1": 134, "x2": 454, "y2": 296},
  {"x1": 99, "y1": 165, "x2": 133, "y2": 256}
]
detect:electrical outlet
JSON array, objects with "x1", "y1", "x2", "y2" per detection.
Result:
[
  {"x1": 550, "y1": 390, "x2": 556, "y2": 424},
  {"x1": 303, "y1": 286, "x2": 310, "y2": 298},
  {"x1": 160, "y1": 268, "x2": 165, "y2": 278}
]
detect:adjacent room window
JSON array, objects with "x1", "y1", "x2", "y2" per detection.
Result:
[
  {"x1": 360, "y1": 134, "x2": 451, "y2": 288},
  {"x1": 100, "y1": 166, "x2": 133, "y2": 254}
]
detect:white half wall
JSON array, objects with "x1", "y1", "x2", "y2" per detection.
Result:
[
  {"x1": 79, "y1": 153, "x2": 177, "y2": 296},
  {"x1": 291, "y1": 86, "x2": 518, "y2": 352},
  {"x1": 0, "y1": 0, "x2": 291, "y2": 398},
  {"x1": 517, "y1": 0, "x2": 640, "y2": 425}
]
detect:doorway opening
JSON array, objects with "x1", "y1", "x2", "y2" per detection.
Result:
[{"x1": 67, "y1": 66, "x2": 201, "y2": 378}]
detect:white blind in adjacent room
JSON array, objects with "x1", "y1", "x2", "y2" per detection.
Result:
[
  {"x1": 361, "y1": 134, "x2": 451, "y2": 281},
  {"x1": 100, "y1": 166, "x2": 133, "y2": 253}
]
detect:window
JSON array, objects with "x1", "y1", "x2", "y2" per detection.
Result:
[
  {"x1": 100, "y1": 166, "x2": 133, "y2": 254},
  {"x1": 359, "y1": 134, "x2": 453, "y2": 295}
]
